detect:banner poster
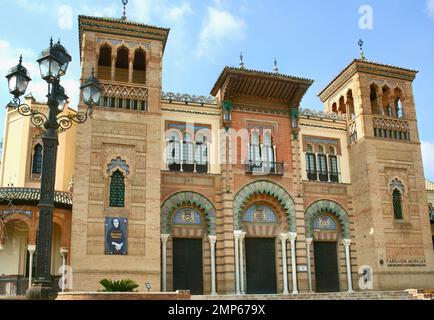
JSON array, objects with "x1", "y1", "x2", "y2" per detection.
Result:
[{"x1": 105, "y1": 217, "x2": 128, "y2": 255}]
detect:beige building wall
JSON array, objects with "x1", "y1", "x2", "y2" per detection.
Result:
[
  {"x1": 320, "y1": 60, "x2": 434, "y2": 290},
  {"x1": 299, "y1": 117, "x2": 350, "y2": 184},
  {"x1": 70, "y1": 16, "x2": 169, "y2": 291},
  {"x1": 0, "y1": 96, "x2": 77, "y2": 192}
]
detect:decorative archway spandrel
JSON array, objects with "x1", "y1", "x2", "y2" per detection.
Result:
[
  {"x1": 161, "y1": 192, "x2": 217, "y2": 235},
  {"x1": 233, "y1": 180, "x2": 296, "y2": 232},
  {"x1": 305, "y1": 200, "x2": 351, "y2": 239}
]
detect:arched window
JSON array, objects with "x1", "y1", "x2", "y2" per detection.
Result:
[
  {"x1": 250, "y1": 131, "x2": 261, "y2": 165},
  {"x1": 168, "y1": 134, "x2": 181, "y2": 165},
  {"x1": 109, "y1": 170, "x2": 125, "y2": 208},
  {"x1": 317, "y1": 145, "x2": 328, "y2": 182},
  {"x1": 133, "y1": 48, "x2": 146, "y2": 84},
  {"x1": 306, "y1": 144, "x2": 316, "y2": 181},
  {"x1": 195, "y1": 134, "x2": 208, "y2": 165},
  {"x1": 370, "y1": 84, "x2": 380, "y2": 114},
  {"x1": 331, "y1": 102, "x2": 338, "y2": 114},
  {"x1": 32, "y1": 144, "x2": 43, "y2": 174},
  {"x1": 338, "y1": 96, "x2": 346, "y2": 115},
  {"x1": 183, "y1": 132, "x2": 194, "y2": 171},
  {"x1": 347, "y1": 90, "x2": 355, "y2": 119},
  {"x1": 328, "y1": 146, "x2": 339, "y2": 183},
  {"x1": 115, "y1": 46, "x2": 129, "y2": 82},
  {"x1": 392, "y1": 189, "x2": 403, "y2": 220},
  {"x1": 395, "y1": 97, "x2": 403, "y2": 118},
  {"x1": 382, "y1": 86, "x2": 392, "y2": 117},
  {"x1": 263, "y1": 131, "x2": 274, "y2": 165},
  {"x1": 98, "y1": 45, "x2": 112, "y2": 80}
]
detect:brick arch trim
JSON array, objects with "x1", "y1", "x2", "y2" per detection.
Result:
[
  {"x1": 161, "y1": 192, "x2": 216, "y2": 235},
  {"x1": 233, "y1": 180, "x2": 296, "y2": 232},
  {"x1": 305, "y1": 199, "x2": 350, "y2": 239}
]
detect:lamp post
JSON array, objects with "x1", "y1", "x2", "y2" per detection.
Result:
[{"x1": 5, "y1": 38, "x2": 100, "y2": 300}]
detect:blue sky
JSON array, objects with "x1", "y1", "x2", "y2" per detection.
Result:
[{"x1": 0, "y1": 0, "x2": 433, "y2": 179}]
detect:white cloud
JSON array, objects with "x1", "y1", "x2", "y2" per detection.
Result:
[
  {"x1": 58, "y1": 5, "x2": 74, "y2": 30},
  {"x1": 196, "y1": 7, "x2": 246, "y2": 59},
  {"x1": 422, "y1": 141, "x2": 434, "y2": 180},
  {"x1": 164, "y1": 2, "x2": 193, "y2": 24},
  {"x1": 427, "y1": 0, "x2": 434, "y2": 18}
]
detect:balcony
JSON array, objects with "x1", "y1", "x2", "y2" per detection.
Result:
[
  {"x1": 168, "y1": 161, "x2": 209, "y2": 174},
  {"x1": 307, "y1": 170, "x2": 340, "y2": 183},
  {"x1": 0, "y1": 276, "x2": 61, "y2": 297},
  {"x1": 245, "y1": 161, "x2": 284, "y2": 176}
]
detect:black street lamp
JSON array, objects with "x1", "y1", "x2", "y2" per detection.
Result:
[{"x1": 5, "y1": 38, "x2": 100, "y2": 300}]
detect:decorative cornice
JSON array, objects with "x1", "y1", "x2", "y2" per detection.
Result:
[
  {"x1": 300, "y1": 108, "x2": 346, "y2": 121},
  {"x1": 233, "y1": 104, "x2": 290, "y2": 116},
  {"x1": 319, "y1": 59, "x2": 418, "y2": 102},
  {"x1": 78, "y1": 15, "x2": 170, "y2": 59},
  {"x1": 161, "y1": 107, "x2": 220, "y2": 117},
  {"x1": 162, "y1": 92, "x2": 217, "y2": 105}
]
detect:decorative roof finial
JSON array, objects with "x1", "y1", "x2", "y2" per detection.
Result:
[
  {"x1": 239, "y1": 52, "x2": 245, "y2": 69},
  {"x1": 273, "y1": 57, "x2": 279, "y2": 74},
  {"x1": 19, "y1": 54, "x2": 23, "y2": 65},
  {"x1": 121, "y1": 0, "x2": 128, "y2": 20},
  {"x1": 358, "y1": 39, "x2": 366, "y2": 60}
]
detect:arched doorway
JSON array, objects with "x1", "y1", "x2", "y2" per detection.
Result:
[
  {"x1": 160, "y1": 192, "x2": 217, "y2": 295},
  {"x1": 233, "y1": 181, "x2": 297, "y2": 295},
  {"x1": 242, "y1": 204, "x2": 280, "y2": 294},
  {"x1": 305, "y1": 200, "x2": 353, "y2": 293}
]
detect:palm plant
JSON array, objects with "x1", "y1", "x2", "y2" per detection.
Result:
[{"x1": 99, "y1": 279, "x2": 139, "y2": 292}]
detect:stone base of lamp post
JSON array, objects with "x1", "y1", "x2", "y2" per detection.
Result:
[{"x1": 26, "y1": 281, "x2": 58, "y2": 300}]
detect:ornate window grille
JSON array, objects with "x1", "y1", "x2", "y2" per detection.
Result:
[
  {"x1": 32, "y1": 144, "x2": 43, "y2": 174},
  {"x1": 109, "y1": 170, "x2": 125, "y2": 208},
  {"x1": 392, "y1": 189, "x2": 403, "y2": 220}
]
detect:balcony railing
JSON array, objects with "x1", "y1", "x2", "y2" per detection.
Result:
[
  {"x1": 245, "y1": 161, "x2": 284, "y2": 176},
  {"x1": 168, "y1": 161, "x2": 209, "y2": 174},
  {"x1": 307, "y1": 171, "x2": 340, "y2": 183},
  {"x1": 0, "y1": 276, "x2": 61, "y2": 297}
]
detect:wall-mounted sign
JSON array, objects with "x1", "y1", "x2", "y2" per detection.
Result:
[{"x1": 105, "y1": 217, "x2": 128, "y2": 255}]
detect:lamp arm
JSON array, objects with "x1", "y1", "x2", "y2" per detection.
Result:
[
  {"x1": 12, "y1": 97, "x2": 48, "y2": 129},
  {"x1": 56, "y1": 106, "x2": 94, "y2": 133}
]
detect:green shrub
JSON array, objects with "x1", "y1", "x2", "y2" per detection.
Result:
[{"x1": 99, "y1": 279, "x2": 139, "y2": 292}]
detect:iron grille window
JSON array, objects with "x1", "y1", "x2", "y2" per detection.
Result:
[
  {"x1": 32, "y1": 144, "x2": 43, "y2": 174},
  {"x1": 306, "y1": 153, "x2": 317, "y2": 181},
  {"x1": 329, "y1": 155, "x2": 339, "y2": 183},
  {"x1": 109, "y1": 170, "x2": 125, "y2": 208},
  {"x1": 392, "y1": 189, "x2": 403, "y2": 220},
  {"x1": 317, "y1": 154, "x2": 328, "y2": 182}
]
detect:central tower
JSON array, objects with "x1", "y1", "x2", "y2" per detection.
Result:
[{"x1": 70, "y1": 14, "x2": 169, "y2": 290}]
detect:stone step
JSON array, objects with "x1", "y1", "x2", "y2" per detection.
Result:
[{"x1": 193, "y1": 291, "x2": 420, "y2": 300}]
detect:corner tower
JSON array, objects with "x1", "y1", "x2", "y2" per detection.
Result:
[
  {"x1": 319, "y1": 59, "x2": 434, "y2": 290},
  {"x1": 70, "y1": 14, "x2": 169, "y2": 290}
]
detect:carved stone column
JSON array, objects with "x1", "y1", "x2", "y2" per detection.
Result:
[
  {"x1": 161, "y1": 234, "x2": 170, "y2": 292},
  {"x1": 289, "y1": 232, "x2": 298, "y2": 294},
  {"x1": 343, "y1": 238, "x2": 354, "y2": 293},
  {"x1": 208, "y1": 235, "x2": 217, "y2": 295},
  {"x1": 233, "y1": 230, "x2": 242, "y2": 295},
  {"x1": 279, "y1": 233, "x2": 289, "y2": 294},
  {"x1": 305, "y1": 238, "x2": 313, "y2": 293},
  {"x1": 27, "y1": 245, "x2": 36, "y2": 289}
]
